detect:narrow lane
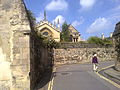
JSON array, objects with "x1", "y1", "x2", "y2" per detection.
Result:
[{"x1": 52, "y1": 61, "x2": 119, "y2": 90}]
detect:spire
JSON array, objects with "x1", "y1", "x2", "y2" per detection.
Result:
[
  {"x1": 57, "y1": 18, "x2": 60, "y2": 24},
  {"x1": 44, "y1": 10, "x2": 46, "y2": 20},
  {"x1": 57, "y1": 18, "x2": 60, "y2": 31},
  {"x1": 54, "y1": 21, "x2": 56, "y2": 27}
]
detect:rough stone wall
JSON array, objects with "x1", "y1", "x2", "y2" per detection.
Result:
[
  {"x1": 114, "y1": 35, "x2": 120, "y2": 71},
  {"x1": 0, "y1": 0, "x2": 31, "y2": 89},
  {"x1": 58, "y1": 42, "x2": 113, "y2": 48},
  {"x1": 54, "y1": 48, "x2": 116, "y2": 66},
  {"x1": 113, "y1": 22, "x2": 120, "y2": 71}
]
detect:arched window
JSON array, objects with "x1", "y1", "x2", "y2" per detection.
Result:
[{"x1": 43, "y1": 32, "x2": 48, "y2": 36}]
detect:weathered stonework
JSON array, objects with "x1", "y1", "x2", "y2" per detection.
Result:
[
  {"x1": 113, "y1": 22, "x2": 120, "y2": 71},
  {"x1": 0, "y1": 0, "x2": 31, "y2": 89},
  {"x1": 54, "y1": 48, "x2": 116, "y2": 66},
  {"x1": 0, "y1": 0, "x2": 54, "y2": 89}
]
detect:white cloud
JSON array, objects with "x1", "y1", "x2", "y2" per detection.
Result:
[
  {"x1": 80, "y1": 0, "x2": 96, "y2": 10},
  {"x1": 36, "y1": 12, "x2": 44, "y2": 22},
  {"x1": 86, "y1": 17, "x2": 111, "y2": 33},
  {"x1": 72, "y1": 21, "x2": 81, "y2": 27},
  {"x1": 46, "y1": 0, "x2": 68, "y2": 11},
  {"x1": 72, "y1": 17, "x2": 84, "y2": 27},
  {"x1": 52, "y1": 15, "x2": 65, "y2": 25}
]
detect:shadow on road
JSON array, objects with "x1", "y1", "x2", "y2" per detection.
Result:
[{"x1": 35, "y1": 68, "x2": 53, "y2": 90}]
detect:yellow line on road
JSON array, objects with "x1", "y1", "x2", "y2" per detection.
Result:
[
  {"x1": 48, "y1": 80, "x2": 51, "y2": 90},
  {"x1": 96, "y1": 64, "x2": 120, "y2": 88},
  {"x1": 50, "y1": 77, "x2": 55, "y2": 90},
  {"x1": 48, "y1": 67, "x2": 56, "y2": 90}
]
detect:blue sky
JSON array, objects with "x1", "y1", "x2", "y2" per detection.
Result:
[{"x1": 24, "y1": 0, "x2": 120, "y2": 40}]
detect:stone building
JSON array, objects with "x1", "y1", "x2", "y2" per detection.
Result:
[
  {"x1": 0, "y1": 0, "x2": 31, "y2": 89},
  {"x1": 0, "y1": 0, "x2": 54, "y2": 89},
  {"x1": 68, "y1": 25, "x2": 81, "y2": 42},
  {"x1": 36, "y1": 11, "x2": 60, "y2": 42},
  {"x1": 113, "y1": 21, "x2": 120, "y2": 71}
]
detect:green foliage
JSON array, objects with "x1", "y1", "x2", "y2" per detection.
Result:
[
  {"x1": 27, "y1": 10, "x2": 36, "y2": 22},
  {"x1": 27, "y1": 9, "x2": 36, "y2": 29},
  {"x1": 45, "y1": 39, "x2": 60, "y2": 48},
  {"x1": 87, "y1": 36, "x2": 113, "y2": 46},
  {"x1": 37, "y1": 33, "x2": 45, "y2": 41},
  {"x1": 87, "y1": 36, "x2": 103, "y2": 45},
  {"x1": 79, "y1": 41, "x2": 88, "y2": 43},
  {"x1": 102, "y1": 39, "x2": 113, "y2": 45},
  {"x1": 61, "y1": 22, "x2": 70, "y2": 42},
  {"x1": 37, "y1": 33, "x2": 59, "y2": 48}
]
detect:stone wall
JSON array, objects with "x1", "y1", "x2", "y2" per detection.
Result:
[
  {"x1": 0, "y1": 0, "x2": 54, "y2": 89},
  {"x1": 54, "y1": 47, "x2": 116, "y2": 66},
  {"x1": 113, "y1": 21, "x2": 120, "y2": 71},
  {"x1": 0, "y1": 0, "x2": 31, "y2": 89},
  {"x1": 58, "y1": 42, "x2": 113, "y2": 48}
]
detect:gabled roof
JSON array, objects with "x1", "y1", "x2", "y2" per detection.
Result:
[
  {"x1": 37, "y1": 20, "x2": 60, "y2": 33},
  {"x1": 68, "y1": 25, "x2": 80, "y2": 34}
]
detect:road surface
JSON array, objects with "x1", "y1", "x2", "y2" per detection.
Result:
[{"x1": 51, "y1": 61, "x2": 119, "y2": 90}]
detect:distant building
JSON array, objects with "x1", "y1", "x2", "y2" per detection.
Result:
[
  {"x1": 36, "y1": 11, "x2": 81, "y2": 42},
  {"x1": 36, "y1": 11, "x2": 60, "y2": 42},
  {"x1": 68, "y1": 25, "x2": 81, "y2": 42}
]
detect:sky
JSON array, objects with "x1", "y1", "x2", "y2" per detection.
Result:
[{"x1": 24, "y1": 0, "x2": 120, "y2": 40}]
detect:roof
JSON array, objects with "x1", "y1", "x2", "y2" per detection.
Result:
[
  {"x1": 68, "y1": 25, "x2": 80, "y2": 34},
  {"x1": 37, "y1": 20, "x2": 60, "y2": 33}
]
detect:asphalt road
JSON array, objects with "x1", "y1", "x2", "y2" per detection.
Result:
[{"x1": 52, "y1": 61, "x2": 119, "y2": 90}]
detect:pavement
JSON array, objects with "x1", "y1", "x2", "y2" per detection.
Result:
[{"x1": 98, "y1": 66, "x2": 120, "y2": 86}]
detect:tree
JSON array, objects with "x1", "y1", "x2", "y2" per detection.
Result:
[
  {"x1": 102, "y1": 38, "x2": 113, "y2": 45},
  {"x1": 61, "y1": 22, "x2": 70, "y2": 42},
  {"x1": 87, "y1": 36, "x2": 113, "y2": 46},
  {"x1": 87, "y1": 36, "x2": 104, "y2": 45}
]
